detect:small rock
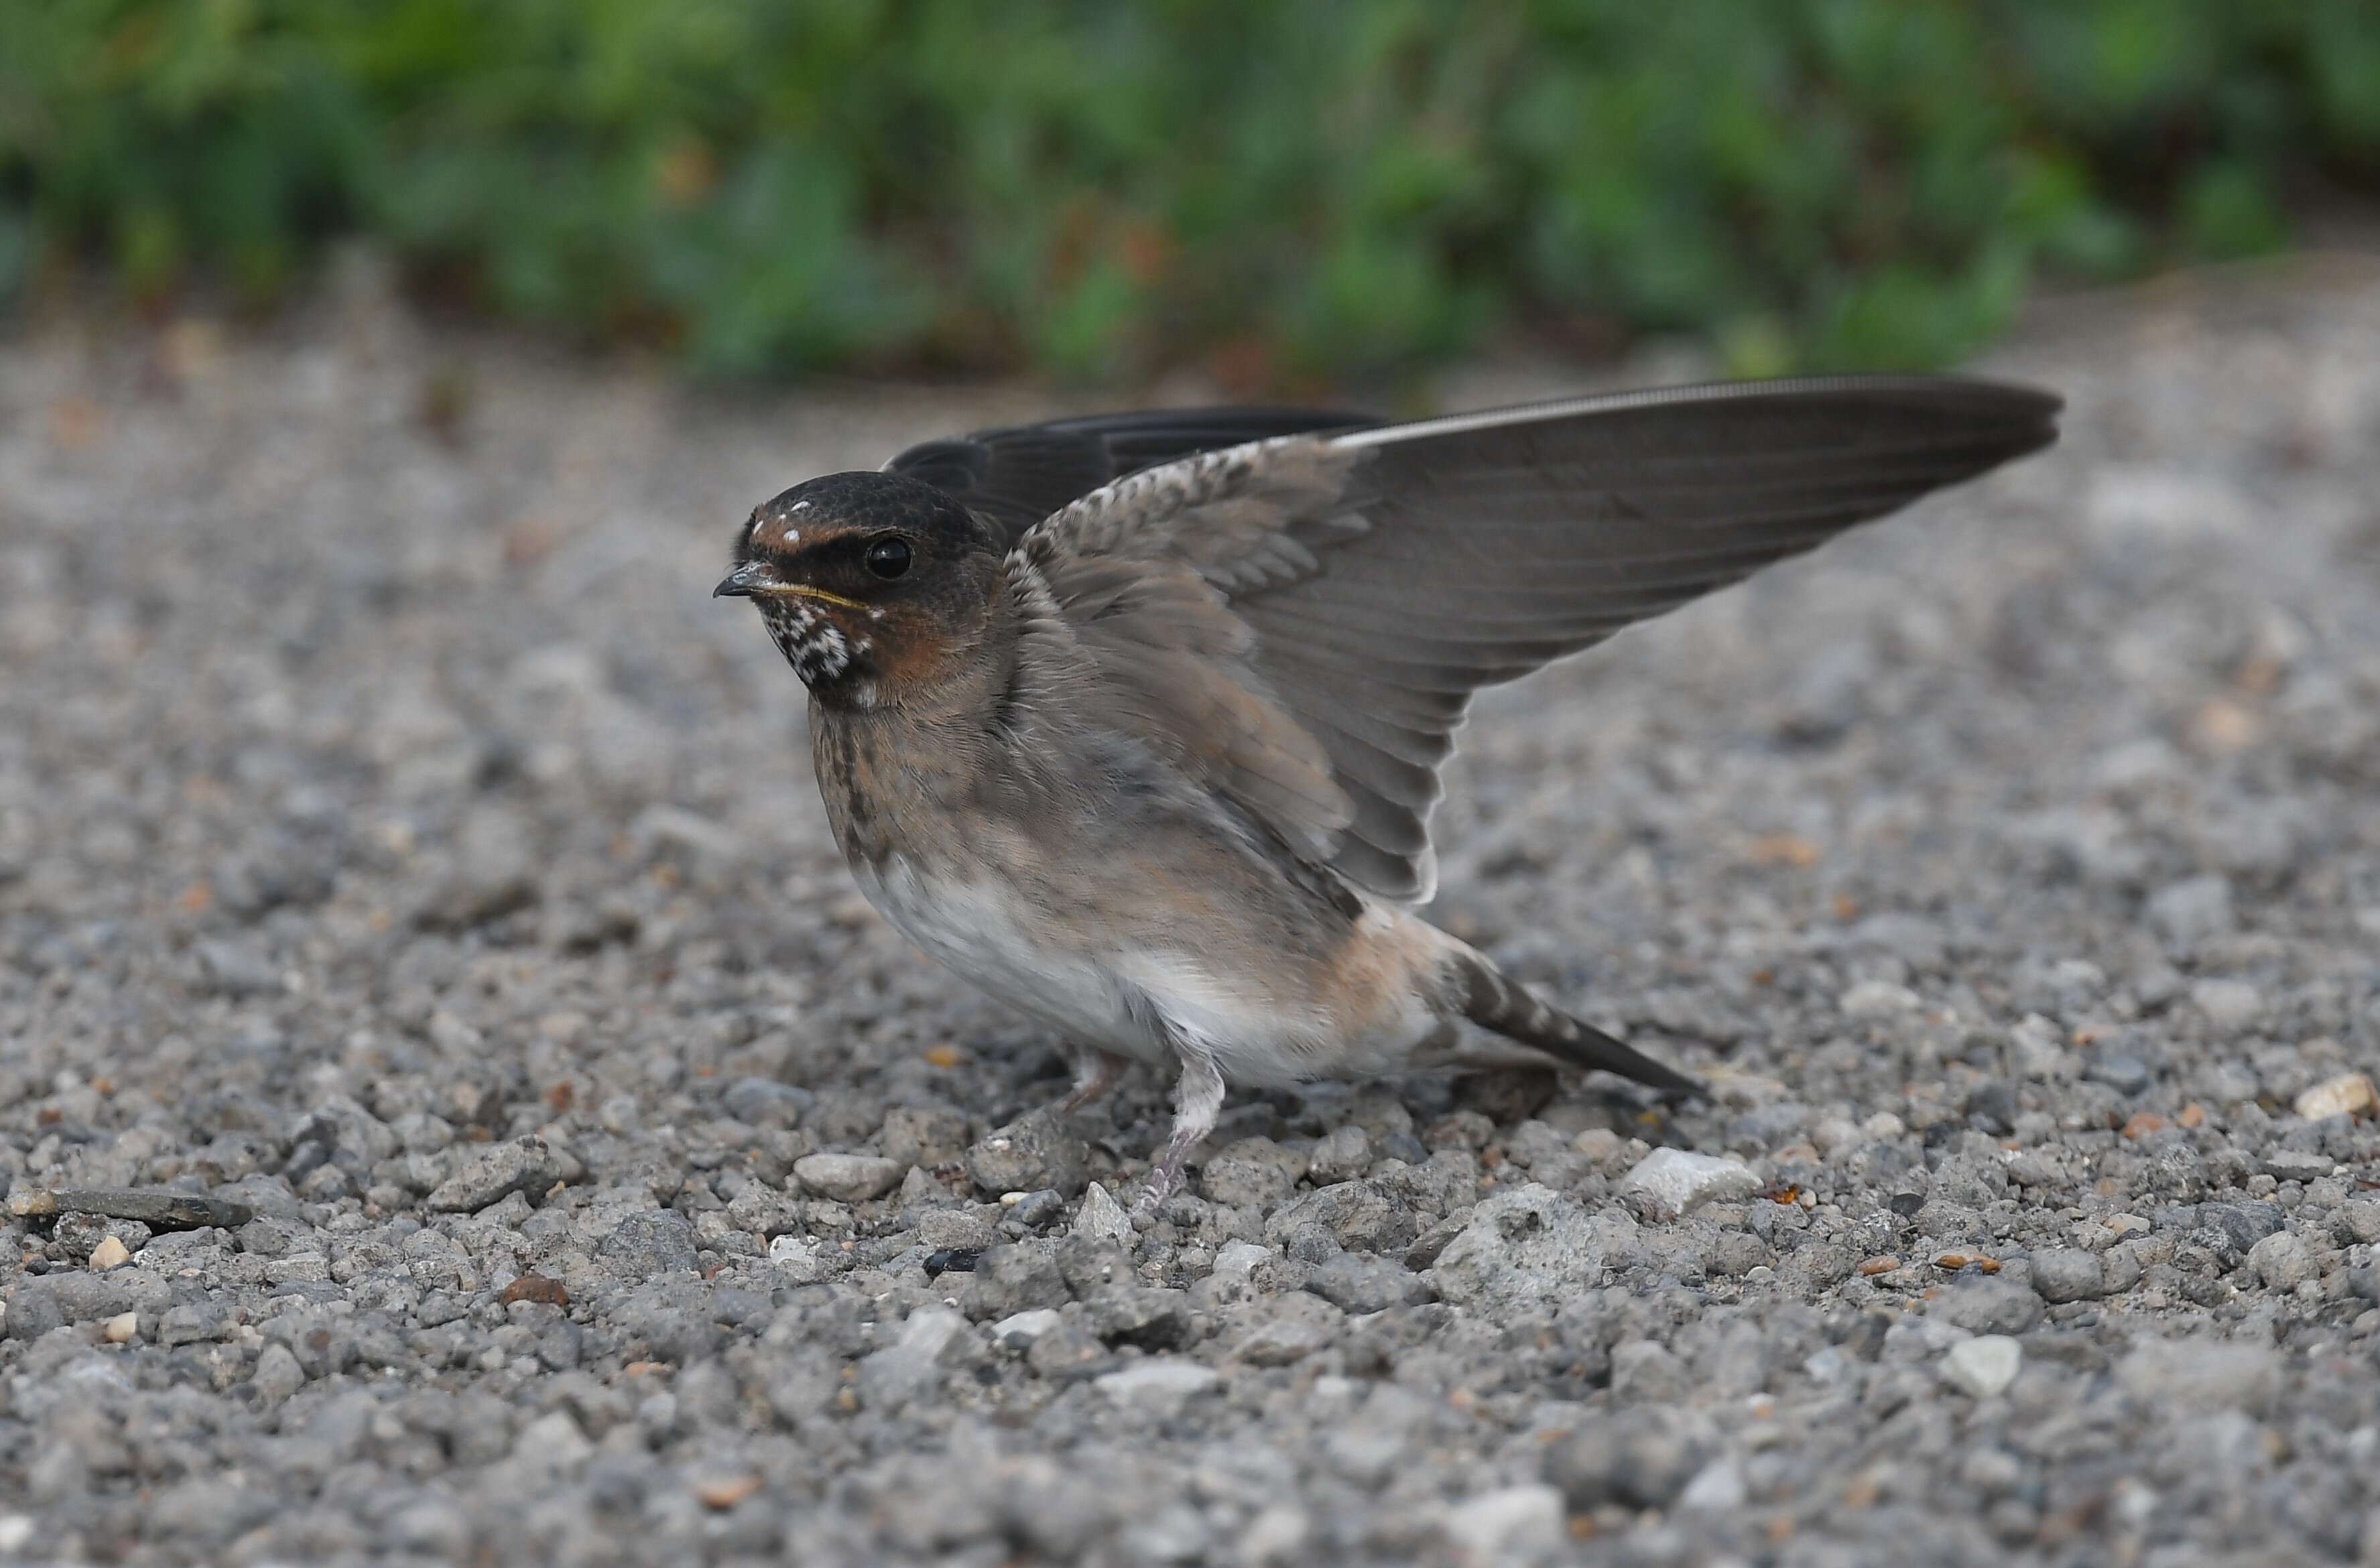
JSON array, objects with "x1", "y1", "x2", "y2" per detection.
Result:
[
  {"x1": 2117, "y1": 1340, "x2": 2279, "y2": 1415},
  {"x1": 426, "y1": 1136, "x2": 560, "y2": 1213},
  {"x1": 2247, "y1": 1230, "x2": 2316, "y2": 1291},
  {"x1": 1678, "y1": 1456, "x2": 1748, "y2": 1512},
  {"x1": 2190, "y1": 978, "x2": 2261, "y2": 1032},
  {"x1": 719, "y1": 1077, "x2": 811, "y2": 1129},
  {"x1": 1617, "y1": 1149, "x2": 1759, "y2": 1220},
  {"x1": 962, "y1": 1242, "x2": 1071, "y2": 1321},
  {"x1": 2084, "y1": 1054, "x2": 2153, "y2": 1096},
  {"x1": 2029, "y1": 1249, "x2": 2106, "y2": 1303},
  {"x1": 102, "y1": 1311, "x2": 137, "y2": 1344},
  {"x1": 87, "y1": 1236, "x2": 130, "y2": 1271},
  {"x1": 1009, "y1": 1189, "x2": 1067, "y2": 1228},
  {"x1": 1432, "y1": 1184, "x2": 1603, "y2": 1311},
  {"x1": 1200, "y1": 1138, "x2": 1308, "y2": 1207},
  {"x1": 1093, "y1": 1359, "x2": 1220, "y2": 1413},
  {"x1": 1610, "y1": 1339, "x2": 1688, "y2": 1402},
  {"x1": 501, "y1": 1273, "x2": 569, "y2": 1307},
  {"x1": 1840, "y1": 980, "x2": 1921, "y2": 1018},
  {"x1": 792, "y1": 1153, "x2": 906, "y2": 1203},
  {"x1": 1306, "y1": 1252, "x2": 1433, "y2": 1313},
  {"x1": 1264, "y1": 1181, "x2": 1416, "y2": 1254},
  {"x1": 1942, "y1": 1335, "x2": 2022, "y2": 1398},
  {"x1": 2264, "y1": 1149, "x2": 2331, "y2": 1183},
  {"x1": 596, "y1": 1210, "x2": 699, "y2": 1275},
  {"x1": 5, "y1": 1287, "x2": 62, "y2": 1342},
  {"x1": 881, "y1": 1106, "x2": 970, "y2": 1168},
  {"x1": 2147, "y1": 875, "x2": 2235, "y2": 945},
  {"x1": 1934, "y1": 1277, "x2": 2043, "y2": 1336},
  {"x1": 1233, "y1": 1293, "x2": 1343, "y2": 1365},
  {"x1": 196, "y1": 938, "x2": 282, "y2": 997},
  {"x1": 993, "y1": 1309, "x2": 1062, "y2": 1347},
  {"x1": 1072, "y1": 1182, "x2": 1134, "y2": 1249},
  {"x1": 1205, "y1": 1241, "x2": 1277, "y2": 1303},
  {"x1": 1542, "y1": 1406, "x2": 1712, "y2": 1509},
  {"x1": 692, "y1": 1473, "x2": 763, "y2": 1511},
  {"x1": 1088, "y1": 1287, "x2": 1192, "y2": 1350},
  {"x1": 966, "y1": 1111, "x2": 1090, "y2": 1197},
  {"x1": 856, "y1": 1307, "x2": 966, "y2": 1411},
  {"x1": 2296, "y1": 1073, "x2": 2377, "y2": 1122},
  {"x1": 1440, "y1": 1484, "x2": 1564, "y2": 1567},
  {"x1": 916, "y1": 1209, "x2": 999, "y2": 1252},
  {"x1": 251, "y1": 1342, "x2": 306, "y2": 1402},
  {"x1": 1307, "y1": 1124, "x2": 1372, "y2": 1185}
]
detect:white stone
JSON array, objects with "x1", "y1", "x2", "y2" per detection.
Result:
[
  {"x1": 1206, "y1": 1240, "x2": 1275, "y2": 1301},
  {"x1": 1840, "y1": 980, "x2": 1921, "y2": 1017},
  {"x1": 1094, "y1": 1359, "x2": 1221, "y2": 1413},
  {"x1": 857, "y1": 1307, "x2": 966, "y2": 1411},
  {"x1": 1679, "y1": 1455, "x2": 1749, "y2": 1512},
  {"x1": 2191, "y1": 978, "x2": 2262, "y2": 1031},
  {"x1": 1440, "y1": 1484, "x2": 1564, "y2": 1567},
  {"x1": 0, "y1": 1516, "x2": 32, "y2": 1555},
  {"x1": 992, "y1": 1309, "x2": 1062, "y2": 1344},
  {"x1": 2296, "y1": 1073, "x2": 2376, "y2": 1122},
  {"x1": 1617, "y1": 1148, "x2": 1760, "y2": 1220},
  {"x1": 1942, "y1": 1335, "x2": 2022, "y2": 1398},
  {"x1": 1072, "y1": 1181, "x2": 1134, "y2": 1248},
  {"x1": 792, "y1": 1153, "x2": 907, "y2": 1203},
  {"x1": 511, "y1": 1409, "x2": 594, "y2": 1474},
  {"x1": 88, "y1": 1236, "x2": 129, "y2": 1271},
  {"x1": 103, "y1": 1312, "x2": 137, "y2": 1345}
]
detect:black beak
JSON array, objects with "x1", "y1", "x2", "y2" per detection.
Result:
[{"x1": 713, "y1": 562, "x2": 765, "y2": 599}]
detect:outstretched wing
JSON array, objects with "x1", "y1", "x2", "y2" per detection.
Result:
[
  {"x1": 885, "y1": 406, "x2": 1379, "y2": 537},
  {"x1": 1013, "y1": 376, "x2": 2062, "y2": 903}
]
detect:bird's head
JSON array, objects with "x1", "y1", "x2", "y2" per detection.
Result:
[{"x1": 715, "y1": 471, "x2": 1005, "y2": 708}]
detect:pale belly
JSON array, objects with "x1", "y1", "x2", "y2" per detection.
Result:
[{"x1": 846, "y1": 854, "x2": 1433, "y2": 1088}]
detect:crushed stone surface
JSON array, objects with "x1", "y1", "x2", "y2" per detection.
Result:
[{"x1": 4, "y1": 263, "x2": 2380, "y2": 1565}]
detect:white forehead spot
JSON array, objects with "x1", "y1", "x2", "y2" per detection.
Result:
[{"x1": 791, "y1": 500, "x2": 812, "y2": 513}]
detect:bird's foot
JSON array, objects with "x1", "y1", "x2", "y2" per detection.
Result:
[
  {"x1": 1052, "y1": 1045, "x2": 1129, "y2": 1118},
  {"x1": 1133, "y1": 1045, "x2": 1225, "y2": 1217}
]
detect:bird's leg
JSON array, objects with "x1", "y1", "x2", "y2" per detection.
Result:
[
  {"x1": 1054, "y1": 1044, "x2": 1129, "y2": 1116},
  {"x1": 1137, "y1": 1043, "x2": 1225, "y2": 1216}
]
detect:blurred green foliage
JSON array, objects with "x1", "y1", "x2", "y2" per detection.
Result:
[{"x1": 3, "y1": 1, "x2": 2376, "y2": 382}]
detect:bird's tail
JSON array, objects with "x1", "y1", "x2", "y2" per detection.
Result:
[{"x1": 1448, "y1": 948, "x2": 1702, "y2": 1098}]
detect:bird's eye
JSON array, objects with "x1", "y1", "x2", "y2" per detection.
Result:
[{"x1": 864, "y1": 537, "x2": 912, "y2": 580}]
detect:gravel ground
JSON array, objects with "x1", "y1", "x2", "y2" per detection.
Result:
[{"x1": 4, "y1": 258, "x2": 2380, "y2": 1568}]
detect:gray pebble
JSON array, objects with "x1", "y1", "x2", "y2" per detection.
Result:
[
  {"x1": 1542, "y1": 1407, "x2": 1712, "y2": 1509},
  {"x1": 966, "y1": 1111, "x2": 1090, "y2": 1197},
  {"x1": 1201, "y1": 1137, "x2": 1308, "y2": 1206},
  {"x1": 1305, "y1": 1252, "x2": 1434, "y2": 1313},
  {"x1": 1431, "y1": 1184, "x2": 1603, "y2": 1312},
  {"x1": 1933, "y1": 1277, "x2": 2045, "y2": 1337},
  {"x1": 426, "y1": 1136, "x2": 560, "y2": 1213},
  {"x1": 2029, "y1": 1248, "x2": 2107, "y2": 1303},
  {"x1": 792, "y1": 1152, "x2": 907, "y2": 1203}
]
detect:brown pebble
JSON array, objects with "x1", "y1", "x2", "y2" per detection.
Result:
[
  {"x1": 1857, "y1": 1255, "x2": 1898, "y2": 1277},
  {"x1": 694, "y1": 1474, "x2": 763, "y2": 1510},
  {"x1": 501, "y1": 1272, "x2": 569, "y2": 1307}
]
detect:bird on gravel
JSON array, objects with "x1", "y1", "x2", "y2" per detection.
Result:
[{"x1": 716, "y1": 379, "x2": 2060, "y2": 1210}]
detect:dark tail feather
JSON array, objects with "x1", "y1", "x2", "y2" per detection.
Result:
[{"x1": 1454, "y1": 952, "x2": 1702, "y2": 1098}]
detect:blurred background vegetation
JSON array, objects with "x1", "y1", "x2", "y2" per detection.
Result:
[{"x1": 4, "y1": 0, "x2": 2378, "y2": 387}]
